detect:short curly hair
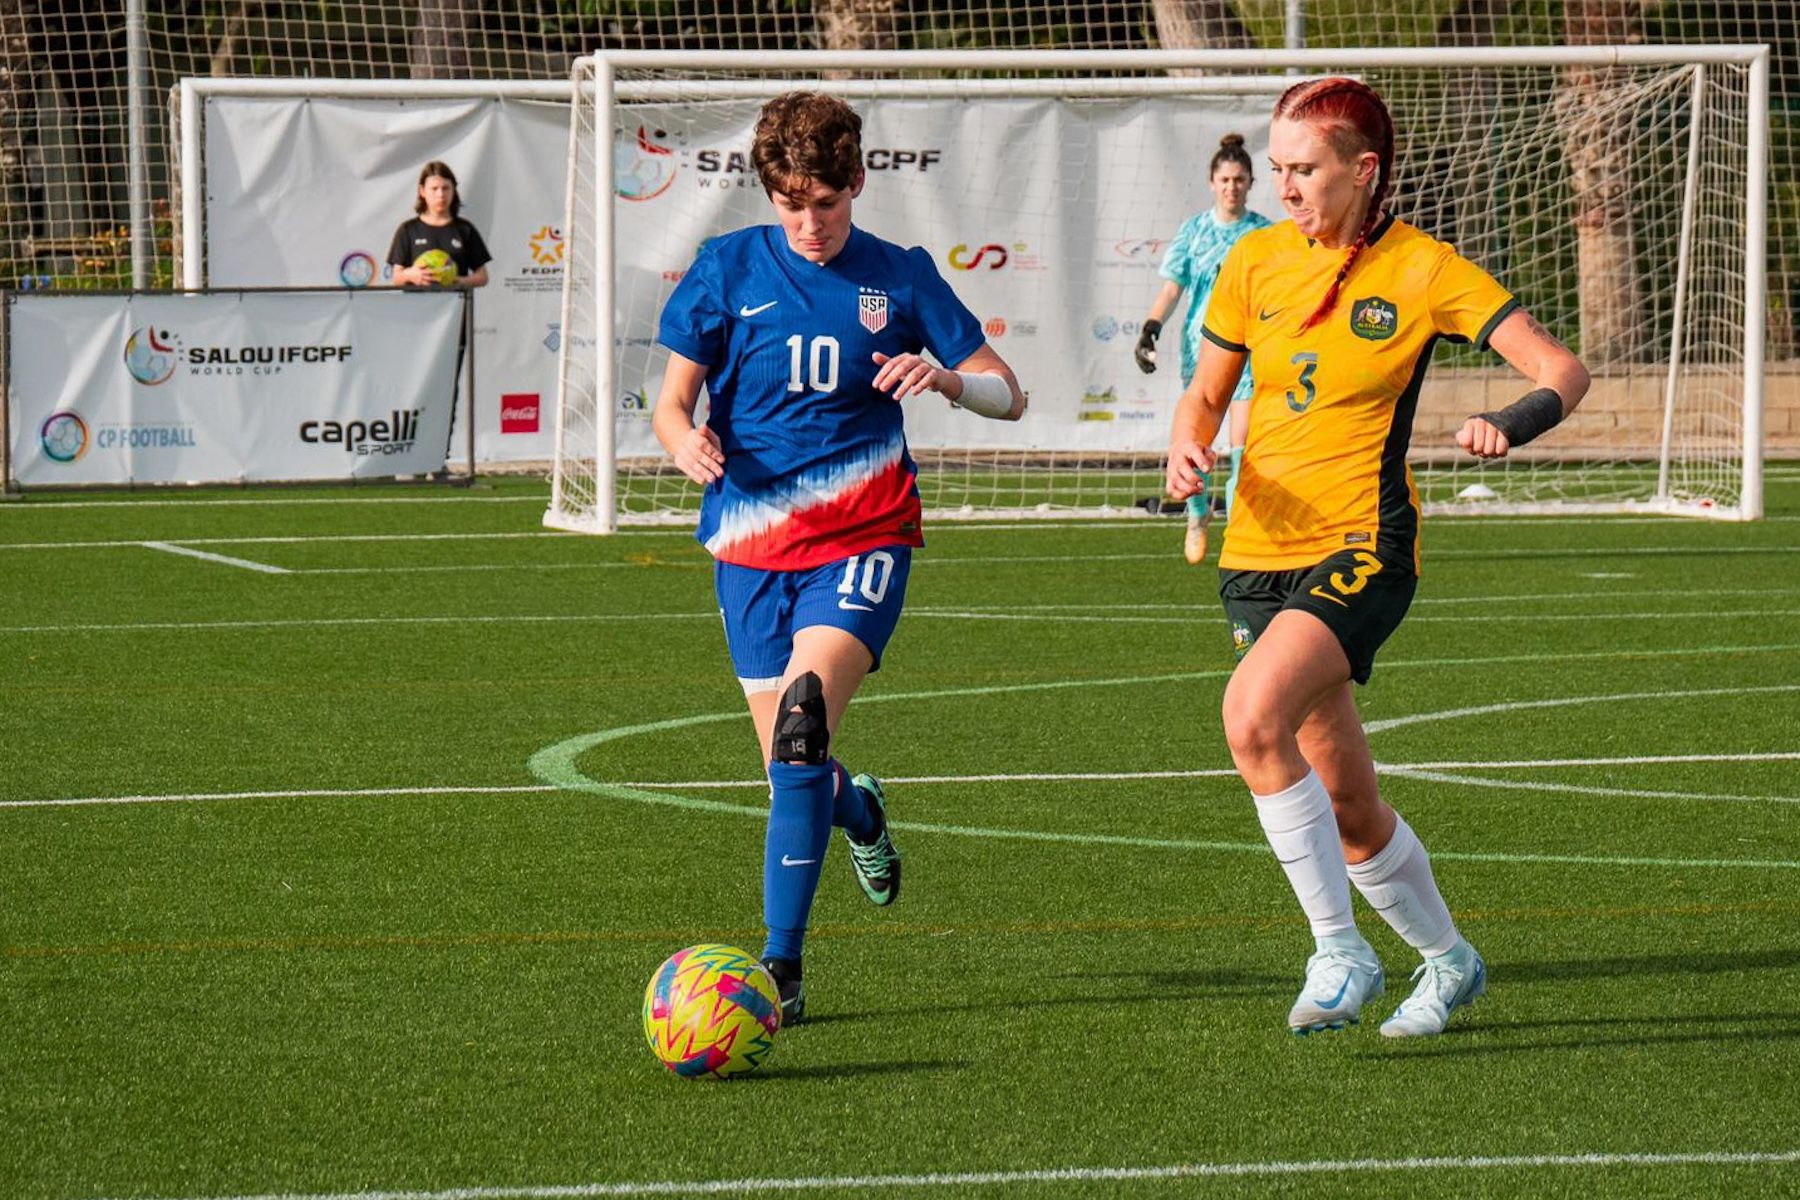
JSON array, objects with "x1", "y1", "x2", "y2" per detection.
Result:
[{"x1": 751, "y1": 91, "x2": 864, "y2": 198}]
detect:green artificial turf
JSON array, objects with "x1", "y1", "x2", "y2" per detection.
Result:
[{"x1": 2, "y1": 473, "x2": 1798, "y2": 1200}]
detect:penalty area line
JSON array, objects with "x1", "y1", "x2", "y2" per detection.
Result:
[
  {"x1": 101, "y1": 1149, "x2": 1800, "y2": 1200},
  {"x1": 140, "y1": 541, "x2": 290, "y2": 574}
]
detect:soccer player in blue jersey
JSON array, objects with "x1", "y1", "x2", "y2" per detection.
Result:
[
  {"x1": 652, "y1": 92, "x2": 1026, "y2": 1025},
  {"x1": 1136, "y1": 134, "x2": 1273, "y2": 564}
]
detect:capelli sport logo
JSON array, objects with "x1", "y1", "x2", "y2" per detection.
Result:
[{"x1": 300, "y1": 409, "x2": 422, "y2": 457}]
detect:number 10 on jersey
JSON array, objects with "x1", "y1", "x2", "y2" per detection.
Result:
[{"x1": 787, "y1": 335, "x2": 840, "y2": 394}]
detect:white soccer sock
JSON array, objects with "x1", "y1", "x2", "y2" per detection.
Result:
[
  {"x1": 1346, "y1": 812, "x2": 1459, "y2": 958},
  {"x1": 1253, "y1": 770, "x2": 1356, "y2": 938}
]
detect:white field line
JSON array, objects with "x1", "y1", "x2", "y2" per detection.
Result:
[
  {"x1": 96, "y1": 1148, "x2": 1800, "y2": 1200},
  {"x1": 903, "y1": 607, "x2": 1800, "y2": 626},
  {"x1": 0, "y1": 494, "x2": 549, "y2": 509},
  {"x1": 1377, "y1": 767, "x2": 1798, "y2": 805},
  {"x1": 12, "y1": 752, "x2": 1796, "y2": 811},
  {"x1": 0, "y1": 613, "x2": 718, "y2": 635},
  {"x1": 11, "y1": 603, "x2": 1800, "y2": 637},
  {"x1": 140, "y1": 541, "x2": 291, "y2": 574},
  {"x1": 0, "y1": 785, "x2": 556, "y2": 810},
  {"x1": 0, "y1": 532, "x2": 581, "y2": 550},
  {"x1": 621, "y1": 751, "x2": 1800, "y2": 791},
  {"x1": 897, "y1": 587, "x2": 1791, "y2": 610}
]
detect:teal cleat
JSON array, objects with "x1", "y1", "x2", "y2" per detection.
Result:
[
  {"x1": 1380, "y1": 938, "x2": 1486, "y2": 1038},
  {"x1": 1288, "y1": 937, "x2": 1385, "y2": 1035},
  {"x1": 844, "y1": 773, "x2": 902, "y2": 906}
]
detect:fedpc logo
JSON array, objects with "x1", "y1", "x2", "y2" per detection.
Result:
[
  {"x1": 39, "y1": 411, "x2": 89, "y2": 462},
  {"x1": 123, "y1": 327, "x2": 180, "y2": 385},
  {"x1": 527, "y1": 225, "x2": 565, "y2": 267}
]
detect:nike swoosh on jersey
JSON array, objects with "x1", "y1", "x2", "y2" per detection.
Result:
[
  {"x1": 1259, "y1": 306, "x2": 1286, "y2": 321},
  {"x1": 739, "y1": 301, "x2": 778, "y2": 317}
]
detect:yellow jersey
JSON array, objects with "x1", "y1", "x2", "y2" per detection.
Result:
[{"x1": 1203, "y1": 215, "x2": 1516, "y2": 572}]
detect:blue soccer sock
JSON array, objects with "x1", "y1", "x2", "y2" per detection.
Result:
[
  {"x1": 830, "y1": 759, "x2": 879, "y2": 841},
  {"x1": 1224, "y1": 447, "x2": 1243, "y2": 523},
  {"x1": 1185, "y1": 485, "x2": 1212, "y2": 521},
  {"x1": 762, "y1": 759, "x2": 835, "y2": 962}
]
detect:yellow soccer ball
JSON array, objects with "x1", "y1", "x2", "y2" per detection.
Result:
[
  {"x1": 642, "y1": 944, "x2": 781, "y2": 1079},
  {"x1": 413, "y1": 248, "x2": 457, "y2": 287}
]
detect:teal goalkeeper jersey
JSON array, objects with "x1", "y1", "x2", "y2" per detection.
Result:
[{"x1": 1159, "y1": 208, "x2": 1273, "y2": 389}]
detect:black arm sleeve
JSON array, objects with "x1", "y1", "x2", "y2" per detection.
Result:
[{"x1": 1475, "y1": 387, "x2": 1565, "y2": 447}]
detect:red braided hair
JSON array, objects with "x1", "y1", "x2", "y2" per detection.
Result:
[{"x1": 1273, "y1": 77, "x2": 1394, "y2": 331}]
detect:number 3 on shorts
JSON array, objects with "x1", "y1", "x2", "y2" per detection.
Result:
[
  {"x1": 1311, "y1": 549, "x2": 1383, "y2": 601},
  {"x1": 837, "y1": 551, "x2": 895, "y2": 612}
]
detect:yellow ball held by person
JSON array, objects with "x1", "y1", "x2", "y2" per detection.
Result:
[
  {"x1": 642, "y1": 944, "x2": 782, "y2": 1079},
  {"x1": 412, "y1": 248, "x2": 458, "y2": 287}
]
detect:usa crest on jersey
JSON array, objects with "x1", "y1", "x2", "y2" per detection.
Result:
[{"x1": 859, "y1": 288, "x2": 889, "y2": 333}]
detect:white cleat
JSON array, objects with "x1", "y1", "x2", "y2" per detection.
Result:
[
  {"x1": 1380, "y1": 938, "x2": 1487, "y2": 1038},
  {"x1": 1183, "y1": 510, "x2": 1211, "y2": 564},
  {"x1": 1287, "y1": 939, "x2": 1385, "y2": 1035}
]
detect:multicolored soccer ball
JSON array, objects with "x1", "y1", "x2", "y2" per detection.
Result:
[{"x1": 642, "y1": 944, "x2": 781, "y2": 1079}]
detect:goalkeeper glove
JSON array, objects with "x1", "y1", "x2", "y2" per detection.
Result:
[{"x1": 1134, "y1": 318, "x2": 1162, "y2": 374}]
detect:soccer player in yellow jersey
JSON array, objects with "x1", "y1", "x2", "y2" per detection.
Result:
[{"x1": 1166, "y1": 77, "x2": 1590, "y2": 1037}]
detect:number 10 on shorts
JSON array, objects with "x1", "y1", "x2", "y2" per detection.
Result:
[{"x1": 837, "y1": 551, "x2": 894, "y2": 612}]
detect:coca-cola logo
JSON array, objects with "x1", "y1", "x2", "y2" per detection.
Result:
[{"x1": 500, "y1": 393, "x2": 540, "y2": 434}]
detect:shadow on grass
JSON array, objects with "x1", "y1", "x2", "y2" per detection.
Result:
[
  {"x1": 751, "y1": 1058, "x2": 966, "y2": 1081},
  {"x1": 1361, "y1": 1011, "x2": 1800, "y2": 1060},
  {"x1": 1497, "y1": 946, "x2": 1800, "y2": 984},
  {"x1": 801, "y1": 968, "x2": 1283, "y2": 1027}
]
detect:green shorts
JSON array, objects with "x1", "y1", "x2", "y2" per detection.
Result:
[{"x1": 1218, "y1": 549, "x2": 1417, "y2": 685}]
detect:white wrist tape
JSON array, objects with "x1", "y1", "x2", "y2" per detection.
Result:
[{"x1": 952, "y1": 371, "x2": 1014, "y2": 419}]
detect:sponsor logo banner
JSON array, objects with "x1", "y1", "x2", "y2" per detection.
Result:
[
  {"x1": 501, "y1": 393, "x2": 541, "y2": 434},
  {"x1": 8, "y1": 290, "x2": 461, "y2": 485}
]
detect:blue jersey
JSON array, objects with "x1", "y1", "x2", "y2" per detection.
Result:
[
  {"x1": 658, "y1": 225, "x2": 984, "y2": 570},
  {"x1": 1160, "y1": 209, "x2": 1273, "y2": 389}
]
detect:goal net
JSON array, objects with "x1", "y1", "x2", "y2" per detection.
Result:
[{"x1": 548, "y1": 48, "x2": 1768, "y2": 533}]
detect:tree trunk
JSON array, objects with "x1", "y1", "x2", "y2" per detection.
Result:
[
  {"x1": 211, "y1": 0, "x2": 256, "y2": 78},
  {"x1": 1558, "y1": 0, "x2": 1645, "y2": 365},
  {"x1": 411, "y1": 0, "x2": 472, "y2": 81},
  {"x1": 814, "y1": 0, "x2": 897, "y2": 80},
  {"x1": 1151, "y1": 0, "x2": 1255, "y2": 72},
  {"x1": 0, "y1": 0, "x2": 36, "y2": 283}
]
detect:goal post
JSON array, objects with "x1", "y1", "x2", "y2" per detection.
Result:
[{"x1": 547, "y1": 45, "x2": 1770, "y2": 534}]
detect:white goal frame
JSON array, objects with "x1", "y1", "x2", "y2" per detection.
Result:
[{"x1": 550, "y1": 45, "x2": 1770, "y2": 533}]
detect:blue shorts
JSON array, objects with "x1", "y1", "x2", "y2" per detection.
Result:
[{"x1": 715, "y1": 546, "x2": 914, "y2": 692}]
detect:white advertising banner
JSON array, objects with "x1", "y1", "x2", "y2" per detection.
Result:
[
  {"x1": 202, "y1": 92, "x2": 1277, "y2": 460},
  {"x1": 608, "y1": 94, "x2": 1277, "y2": 454},
  {"x1": 204, "y1": 96, "x2": 568, "y2": 465},
  {"x1": 6, "y1": 289, "x2": 464, "y2": 486}
]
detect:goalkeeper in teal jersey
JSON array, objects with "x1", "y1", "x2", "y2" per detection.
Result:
[{"x1": 1136, "y1": 133, "x2": 1272, "y2": 563}]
